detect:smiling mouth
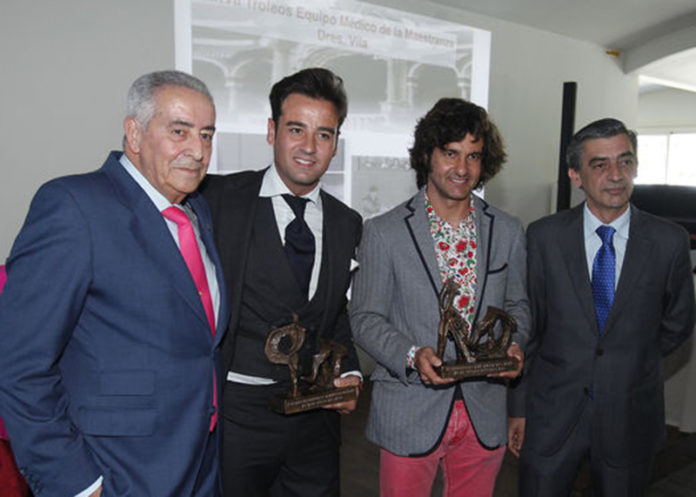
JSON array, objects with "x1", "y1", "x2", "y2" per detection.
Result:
[
  {"x1": 450, "y1": 176, "x2": 469, "y2": 184},
  {"x1": 174, "y1": 164, "x2": 203, "y2": 175},
  {"x1": 294, "y1": 157, "x2": 315, "y2": 166}
]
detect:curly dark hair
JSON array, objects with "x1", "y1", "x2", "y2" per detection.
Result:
[
  {"x1": 269, "y1": 67, "x2": 348, "y2": 129},
  {"x1": 409, "y1": 98, "x2": 506, "y2": 189}
]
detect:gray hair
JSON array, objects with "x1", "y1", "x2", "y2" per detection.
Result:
[
  {"x1": 566, "y1": 118, "x2": 637, "y2": 171},
  {"x1": 126, "y1": 70, "x2": 213, "y2": 127}
]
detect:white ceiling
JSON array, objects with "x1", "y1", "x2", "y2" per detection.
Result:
[{"x1": 429, "y1": 0, "x2": 696, "y2": 93}]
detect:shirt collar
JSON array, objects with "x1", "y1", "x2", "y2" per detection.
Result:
[
  {"x1": 259, "y1": 164, "x2": 321, "y2": 204},
  {"x1": 119, "y1": 154, "x2": 177, "y2": 211},
  {"x1": 424, "y1": 189, "x2": 475, "y2": 230},
  {"x1": 583, "y1": 202, "x2": 631, "y2": 241}
]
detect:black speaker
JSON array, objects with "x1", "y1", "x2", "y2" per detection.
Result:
[
  {"x1": 556, "y1": 82, "x2": 577, "y2": 212},
  {"x1": 632, "y1": 184, "x2": 696, "y2": 249}
]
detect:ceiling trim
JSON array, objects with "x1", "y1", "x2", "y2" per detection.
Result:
[{"x1": 622, "y1": 19, "x2": 696, "y2": 73}]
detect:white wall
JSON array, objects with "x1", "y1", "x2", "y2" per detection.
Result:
[
  {"x1": 0, "y1": 0, "x2": 174, "y2": 260},
  {"x1": 0, "y1": 0, "x2": 638, "y2": 260},
  {"x1": 486, "y1": 28, "x2": 639, "y2": 219},
  {"x1": 638, "y1": 87, "x2": 696, "y2": 130},
  {"x1": 367, "y1": 0, "x2": 639, "y2": 224}
]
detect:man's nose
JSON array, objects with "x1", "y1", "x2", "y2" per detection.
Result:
[
  {"x1": 188, "y1": 134, "x2": 205, "y2": 161},
  {"x1": 297, "y1": 131, "x2": 316, "y2": 154}
]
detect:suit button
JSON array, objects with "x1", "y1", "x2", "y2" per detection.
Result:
[{"x1": 596, "y1": 348, "x2": 604, "y2": 356}]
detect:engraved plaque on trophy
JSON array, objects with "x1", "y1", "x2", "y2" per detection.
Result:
[
  {"x1": 265, "y1": 315, "x2": 358, "y2": 414},
  {"x1": 434, "y1": 279, "x2": 519, "y2": 379}
]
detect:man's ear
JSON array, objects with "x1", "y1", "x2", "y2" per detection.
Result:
[
  {"x1": 266, "y1": 118, "x2": 276, "y2": 146},
  {"x1": 568, "y1": 167, "x2": 583, "y2": 189},
  {"x1": 123, "y1": 116, "x2": 142, "y2": 154}
]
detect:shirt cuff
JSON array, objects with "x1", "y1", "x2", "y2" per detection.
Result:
[
  {"x1": 406, "y1": 345, "x2": 421, "y2": 369},
  {"x1": 75, "y1": 476, "x2": 103, "y2": 497},
  {"x1": 340, "y1": 370, "x2": 363, "y2": 383}
]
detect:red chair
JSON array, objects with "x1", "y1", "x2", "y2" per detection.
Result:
[{"x1": 0, "y1": 264, "x2": 30, "y2": 496}]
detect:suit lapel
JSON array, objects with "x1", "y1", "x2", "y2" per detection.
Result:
[
  {"x1": 188, "y1": 193, "x2": 230, "y2": 346},
  {"x1": 256, "y1": 196, "x2": 305, "y2": 304},
  {"x1": 402, "y1": 192, "x2": 493, "y2": 323},
  {"x1": 315, "y1": 191, "x2": 339, "y2": 331},
  {"x1": 216, "y1": 171, "x2": 265, "y2": 327},
  {"x1": 604, "y1": 207, "x2": 653, "y2": 334},
  {"x1": 403, "y1": 190, "x2": 441, "y2": 299},
  {"x1": 559, "y1": 204, "x2": 597, "y2": 333},
  {"x1": 102, "y1": 155, "x2": 212, "y2": 335},
  {"x1": 473, "y1": 195, "x2": 492, "y2": 324}
]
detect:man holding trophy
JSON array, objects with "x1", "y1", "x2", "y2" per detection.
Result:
[
  {"x1": 350, "y1": 98, "x2": 530, "y2": 497},
  {"x1": 201, "y1": 68, "x2": 362, "y2": 497}
]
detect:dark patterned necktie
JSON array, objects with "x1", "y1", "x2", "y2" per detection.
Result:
[
  {"x1": 282, "y1": 194, "x2": 315, "y2": 297},
  {"x1": 592, "y1": 225, "x2": 616, "y2": 333}
]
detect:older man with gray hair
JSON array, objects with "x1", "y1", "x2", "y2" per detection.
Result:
[{"x1": 0, "y1": 70, "x2": 230, "y2": 497}]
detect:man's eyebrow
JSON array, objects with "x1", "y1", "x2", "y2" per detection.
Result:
[
  {"x1": 169, "y1": 119, "x2": 194, "y2": 128},
  {"x1": 588, "y1": 155, "x2": 609, "y2": 164},
  {"x1": 168, "y1": 120, "x2": 215, "y2": 132},
  {"x1": 588, "y1": 150, "x2": 635, "y2": 164},
  {"x1": 317, "y1": 126, "x2": 336, "y2": 135},
  {"x1": 284, "y1": 121, "x2": 335, "y2": 136}
]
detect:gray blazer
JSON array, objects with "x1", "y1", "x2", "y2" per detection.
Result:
[{"x1": 350, "y1": 190, "x2": 530, "y2": 455}]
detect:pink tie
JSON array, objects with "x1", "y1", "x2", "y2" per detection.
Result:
[
  {"x1": 162, "y1": 206, "x2": 217, "y2": 430},
  {"x1": 162, "y1": 206, "x2": 216, "y2": 333}
]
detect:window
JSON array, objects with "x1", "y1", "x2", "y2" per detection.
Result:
[{"x1": 637, "y1": 133, "x2": 696, "y2": 186}]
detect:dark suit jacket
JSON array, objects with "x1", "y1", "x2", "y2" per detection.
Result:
[
  {"x1": 519, "y1": 203, "x2": 694, "y2": 466},
  {"x1": 0, "y1": 152, "x2": 230, "y2": 496},
  {"x1": 201, "y1": 169, "x2": 361, "y2": 385}
]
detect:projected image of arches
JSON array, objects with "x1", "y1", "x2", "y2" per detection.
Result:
[{"x1": 177, "y1": 0, "x2": 490, "y2": 215}]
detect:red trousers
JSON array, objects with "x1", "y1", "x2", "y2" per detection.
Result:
[{"x1": 380, "y1": 400, "x2": 505, "y2": 497}]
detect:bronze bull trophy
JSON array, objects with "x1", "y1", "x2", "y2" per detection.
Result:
[
  {"x1": 435, "y1": 279, "x2": 519, "y2": 379},
  {"x1": 264, "y1": 315, "x2": 358, "y2": 414}
]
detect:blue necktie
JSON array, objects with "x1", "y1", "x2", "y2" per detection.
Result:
[
  {"x1": 282, "y1": 194, "x2": 315, "y2": 297},
  {"x1": 592, "y1": 225, "x2": 616, "y2": 333}
]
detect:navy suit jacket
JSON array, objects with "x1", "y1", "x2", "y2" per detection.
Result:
[{"x1": 0, "y1": 152, "x2": 230, "y2": 496}]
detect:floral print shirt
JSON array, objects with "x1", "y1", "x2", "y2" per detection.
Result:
[{"x1": 425, "y1": 193, "x2": 477, "y2": 330}]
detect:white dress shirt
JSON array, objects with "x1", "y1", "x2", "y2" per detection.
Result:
[
  {"x1": 228, "y1": 165, "x2": 361, "y2": 385},
  {"x1": 583, "y1": 203, "x2": 631, "y2": 289},
  {"x1": 261, "y1": 164, "x2": 324, "y2": 298},
  {"x1": 120, "y1": 154, "x2": 220, "y2": 322}
]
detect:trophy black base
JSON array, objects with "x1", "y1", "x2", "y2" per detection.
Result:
[
  {"x1": 436, "y1": 357, "x2": 519, "y2": 379},
  {"x1": 269, "y1": 385, "x2": 358, "y2": 415}
]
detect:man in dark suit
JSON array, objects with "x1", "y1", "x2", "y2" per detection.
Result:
[
  {"x1": 0, "y1": 70, "x2": 230, "y2": 497},
  {"x1": 201, "y1": 67, "x2": 362, "y2": 497},
  {"x1": 511, "y1": 118, "x2": 695, "y2": 496}
]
